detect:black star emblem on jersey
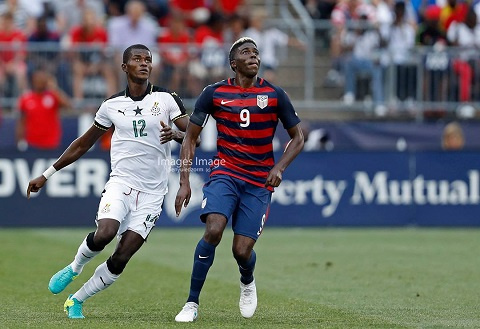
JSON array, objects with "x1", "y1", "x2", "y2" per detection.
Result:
[{"x1": 134, "y1": 106, "x2": 143, "y2": 116}]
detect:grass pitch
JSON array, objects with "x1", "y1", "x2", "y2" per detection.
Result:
[{"x1": 0, "y1": 227, "x2": 479, "y2": 328}]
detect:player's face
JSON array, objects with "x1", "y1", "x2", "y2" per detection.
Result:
[
  {"x1": 124, "y1": 49, "x2": 152, "y2": 81},
  {"x1": 234, "y1": 42, "x2": 261, "y2": 78}
]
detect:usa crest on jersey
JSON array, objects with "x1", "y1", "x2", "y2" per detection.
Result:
[{"x1": 257, "y1": 95, "x2": 268, "y2": 109}]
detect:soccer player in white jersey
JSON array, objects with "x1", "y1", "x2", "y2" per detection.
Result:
[{"x1": 27, "y1": 44, "x2": 194, "y2": 319}]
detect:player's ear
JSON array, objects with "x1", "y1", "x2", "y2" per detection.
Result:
[
  {"x1": 230, "y1": 59, "x2": 236, "y2": 72},
  {"x1": 121, "y1": 63, "x2": 127, "y2": 73}
]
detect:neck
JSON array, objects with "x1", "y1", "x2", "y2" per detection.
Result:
[
  {"x1": 127, "y1": 79, "x2": 149, "y2": 97},
  {"x1": 235, "y1": 75, "x2": 256, "y2": 89}
]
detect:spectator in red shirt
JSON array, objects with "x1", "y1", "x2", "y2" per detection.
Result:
[
  {"x1": 16, "y1": 69, "x2": 71, "y2": 150},
  {"x1": 70, "y1": 8, "x2": 116, "y2": 100},
  {"x1": 158, "y1": 13, "x2": 193, "y2": 95},
  {"x1": 0, "y1": 12, "x2": 28, "y2": 98}
]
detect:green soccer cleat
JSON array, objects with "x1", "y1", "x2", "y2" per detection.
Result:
[
  {"x1": 48, "y1": 265, "x2": 78, "y2": 294},
  {"x1": 64, "y1": 294, "x2": 84, "y2": 319}
]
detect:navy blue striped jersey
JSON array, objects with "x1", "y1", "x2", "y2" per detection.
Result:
[{"x1": 190, "y1": 77, "x2": 300, "y2": 190}]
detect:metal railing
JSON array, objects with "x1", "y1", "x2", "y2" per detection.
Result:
[{"x1": 1, "y1": 36, "x2": 480, "y2": 120}]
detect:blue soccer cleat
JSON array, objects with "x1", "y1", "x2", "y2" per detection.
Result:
[
  {"x1": 48, "y1": 265, "x2": 78, "y2": 294},
  {"x1": 64, "y1": 294, "x2": 84, "y2": 319}
]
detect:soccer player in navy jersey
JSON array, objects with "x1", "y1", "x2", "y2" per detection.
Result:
[{"x1": 174, "y1": 37, "x2": 304, "y2": 322}]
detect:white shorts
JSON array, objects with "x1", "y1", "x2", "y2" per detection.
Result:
[{"x1": 96, "y1": 181, "x2": 164, "y2": 240}]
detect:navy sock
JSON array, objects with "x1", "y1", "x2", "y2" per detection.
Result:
[
  {"x1": 238, "y1": 250, "x2": 256, "y2": 285},
  {"x1": 187, "y1": 238, "x2": 216, "y2": 304}
]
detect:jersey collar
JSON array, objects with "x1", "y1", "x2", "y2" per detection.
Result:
[
  {"x1": 125, "y1": 82, "x2": 153, "y2": 101},
  {"x1": 228, "y1": 77, "x2": 264, "y2": 88}
]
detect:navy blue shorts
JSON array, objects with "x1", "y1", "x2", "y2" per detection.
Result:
[{"x1": 200, "y1": 175, "x2": 272, "y2": 240}]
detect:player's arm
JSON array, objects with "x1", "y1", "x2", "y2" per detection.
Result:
[
  {"x1": 26, "y1": 125, "x2": 106, "y2": 198},
  {"x1": 265, "y1": 123, "x2": 304, "y2": 188},
  {"x1": 174, "y1": 122, "x2": 203, "y2": 216},
  {"x1": 266, "y1": 87, "x2": 304, "y2": 188}
]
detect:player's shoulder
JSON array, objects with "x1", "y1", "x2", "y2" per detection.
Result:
[
  {"x1": 151, "y1": 85, "x2": 187, "y2": 113},
  {"x1": 103, "y1": 90, "x2": 126, "y2": 103},
  {"x1": 151, "y1": 85, "x2": 170, "y2": 94},
  {"x1": 151, "y1": 85, "x2": 183, "y2": 100},
  {"x1": 258, "y1": 78, "x2": 289, "y2": 98},
  {"x1": 203, "y1": 79, "x2": 230, "y2": 93},
  {"x1": 258, "y1": 77, "x2": 282, "y2": 91}
]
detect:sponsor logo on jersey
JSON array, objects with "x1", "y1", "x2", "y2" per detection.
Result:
[{"x1": 257, "y1": 95, "x2": 268, "y2": 109}]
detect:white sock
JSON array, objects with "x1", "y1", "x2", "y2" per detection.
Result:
[
  {"x1": 72, "y1": 262, "x2": 120, "y2": 303},
  {"x1": 70, "y1": 238, "x2": 101, "y2": 274}
]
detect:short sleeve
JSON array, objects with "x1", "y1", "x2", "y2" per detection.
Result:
[
  {"x1": 93, "y1": 101, "x2": 112, "y2": 131},
  {"x1": 275, "y1": 86, "x2": 301, "y2": 129},
  {"x1": 190, "y1": 85, "x2": 215, "y2": 127},
  {"x1": 168, "y1": 91, "x2": 188, "y2": 122}
]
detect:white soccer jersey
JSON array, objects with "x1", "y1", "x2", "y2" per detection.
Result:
[{"x1": 94, "y1": 83, "x2": 187, "y2": 195}]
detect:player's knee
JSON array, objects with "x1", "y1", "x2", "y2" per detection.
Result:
[
  {"x1": 94, "y1": 226, "x2": 117, "y2": 247},
  {"x1": 204, "y1": 214, "x2": 226, "y2": 245},
  {"x1": 232, "y1": 245, "x2": 251, "y2": 264},
  {"x1": 204, "y1": 229, "x2": 223, "y2": 245},
  {"x1": 94, "y1": 219, "x2": 120, "y2": 247}
]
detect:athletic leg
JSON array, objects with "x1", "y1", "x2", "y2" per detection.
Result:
[
  {"x1": 233, "y1": 235, "x2": 258, "y2": 318},
  {"x1": 176, "y1": 176, "x2": 239, "y2": 322},
  {"x1": 231, "y1": 182, "x2": 271, "y2": 318},
  {"x1": 71, "y1": 230, "x2": 145, "y2": 303},
  {"x1": 48, "y1": 219, "x2": 118, "y2": 295},
  {"x1": 70, "y1": 218, "x2": 119, "y2": 273},
  {"x1": 175, "y1": 214, "x2": 227, "y2": 322},
  {"x1": 232, "y1": 235, "x2": 256, "y2": 285},
  {"x1": 187, "y1": 214, "x2": 227, "y2": 304}
]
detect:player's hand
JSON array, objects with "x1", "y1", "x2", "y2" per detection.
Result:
[
  {"x1": 175, "y1": 184, "x2": 191, "y2": 217},
  {"x1": 160, "y1": 121, "x2": 174, "y2": 144},
  {"x1": 265, "y1": 167, "x2": 283, "y2": 188},
  {"x1": 27, "y1": 175, "x2": 47, "y2": 199}
]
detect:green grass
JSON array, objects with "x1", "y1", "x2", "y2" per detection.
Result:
[{"x1": 0, "y1": 228, "x2": 479, "y2": 328}]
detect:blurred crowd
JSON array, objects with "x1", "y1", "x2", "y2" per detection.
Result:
[
  {"x1": 0, "y1": 0, "x2": 302, "y2": 108},
  {"x1": 304, "y1": 0, "x2": 480, "y2": 116},
  {"x1": 3, "y1": 0, "x2": 479, "y2": 150}
]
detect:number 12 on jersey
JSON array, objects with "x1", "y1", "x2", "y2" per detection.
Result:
[{"x1": 133, "y1": 119, "x2": 147, "y2": 137}]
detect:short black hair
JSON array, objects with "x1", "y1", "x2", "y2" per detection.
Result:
[
  {"x1": 122, "y1": 44, "x2": 151, "y2": 63},
  {"x1": 228, "y1": 37, "x2": 257, "y2": 72}
]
